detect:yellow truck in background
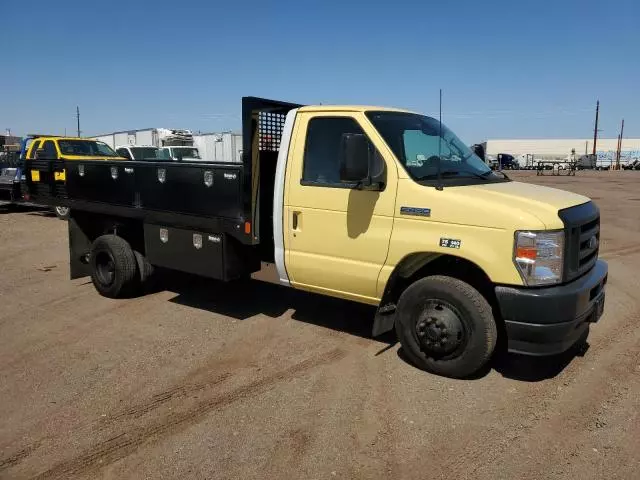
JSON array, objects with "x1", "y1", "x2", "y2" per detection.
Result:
[
  {"x1": 25, "y1": 136, "x2": 127, "y2": 218},
  {"x1": 24, "y1": 97, "x2": 607, "y2": 378}
]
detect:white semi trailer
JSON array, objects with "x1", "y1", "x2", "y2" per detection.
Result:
[
  {"x1": 93, "y1": 128, "x2": 201, "y2": 161},
  {"x1": 93, "y1": 129, "x2": 243, "y2": 163},
  {"x1": 93, "y1": 128, "x2": 195, "y2": 149},
  {"x1": 193, "y1": 132, "x2": 242, "y2": 163}
]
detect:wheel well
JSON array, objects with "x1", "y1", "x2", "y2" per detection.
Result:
[
  {"x1": 72, "y1": 211, "x2": 145, "y2": 253},
  {"x1": 378, "y1": 253, "x2": 506, "y2": 347}
]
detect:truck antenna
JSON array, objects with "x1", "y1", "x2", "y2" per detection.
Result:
[{"x1": 436, "y1": 89, "x2": 444, "y2": 191}]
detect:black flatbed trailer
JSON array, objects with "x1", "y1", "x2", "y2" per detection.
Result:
[{"x1": 24, "y1": 97, "x2": 301, "y2": 283}]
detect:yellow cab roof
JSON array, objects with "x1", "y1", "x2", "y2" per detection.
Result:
[
  {"x1": 31, "y1": 136, "x2": 92, "y2": 141},
  {"x1": 297, "y1": 105, "x2": 418, "y2": 114}
]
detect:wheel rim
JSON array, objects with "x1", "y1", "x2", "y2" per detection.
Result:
[
  {"x1": 55, "y1": 206, "x2": 70, "y2": 216},
  {"x1": 414, "y1": 300, "x2": 467, "y2": 359},
  {"x1": 95, "y1": 251, "x2": 116, "y2": 286}
]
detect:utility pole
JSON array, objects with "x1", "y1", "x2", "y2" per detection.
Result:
[
  {"x1": 76, "y1": 106, "x2": 81, "y2": 137},
  {"x1": 592, "y1": 100, "x2": 599, "y2": 156},
  {"x1": 616, "y1": 119, "x2": 624, "y2": 170}
]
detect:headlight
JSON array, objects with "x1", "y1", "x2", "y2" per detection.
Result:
[{"x1": 514, "y1": 230, "x2": 564, "y2": 286}]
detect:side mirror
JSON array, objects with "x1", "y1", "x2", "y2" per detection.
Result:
[
  {"x1": 35, "y1": 149, "x2": 47, "y2": 160},
  {"x1": 339, "y1": 133, "x2": 370, "y2": 184},
  {"x1": 471, "y1": 143, "x2": 485, "y2": 161}
]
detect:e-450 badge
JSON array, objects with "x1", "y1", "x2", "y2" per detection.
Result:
[{"x1": 440, "y1": 238, "x2": 461, "y2": 249}]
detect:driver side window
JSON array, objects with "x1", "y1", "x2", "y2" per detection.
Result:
[
  {"x1": 42, "y1": 140, "x2": 58, "y2": 159},
  {"x1": 302, "y1": 116, "x2": 381, "y2": 187},
  {"x1": 116, "y1": 148, "x2": 132, "y2": 159}
]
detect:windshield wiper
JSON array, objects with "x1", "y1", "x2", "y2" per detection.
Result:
[
  {"x1": 416, "y1": 170, "x2": 460, "y2": 180},
  {"x1": 417, "y1": 170, "x2": 492, "y2": 181}
]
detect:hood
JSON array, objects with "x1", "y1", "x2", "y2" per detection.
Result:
[{"x1": 466, "y1": 181, "x2": 590, "y2": 229}]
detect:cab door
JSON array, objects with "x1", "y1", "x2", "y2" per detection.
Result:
[{"x1": 284, "y1": 112, "x2": 398, "y2": 304}]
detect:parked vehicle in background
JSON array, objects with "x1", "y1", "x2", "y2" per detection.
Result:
[
  {"x1": 160, "y1": 146, "x2": 202, "y2": 161},
  {"x1": 94, "y1": 128, "x2": 195, "y2": 149},
  {"x1": 115, "y1": 145, "x2": 170, "y2": 161},
  {"x1": 25, "y1": 136, "x2": 126, "y2": 218},
  {"x1": 0, "y1": 143, "x2": 22, "y2": 203},
  {"x1": 95, "y1": 129, "x2": 201, "y2": 162},
  {"x1": 622, "y1": 160, "x2": 640, "y2": 170},
  {"x1": 576, "y1": 154, "x2": 597, "y2": 170},
  {"x1": 24, "y1": 96, "x2": 608, "y2": 379},
  {"x1": 488, "y1": 153, "x2": 518, "y2": 170}
]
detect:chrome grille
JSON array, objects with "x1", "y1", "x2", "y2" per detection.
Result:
[
  {"x1": 577, "y1": 217, "x2": 599, "y2": 276},
  {"x1": 559, "y1": 202, "x2": 600, "y2": 282}
]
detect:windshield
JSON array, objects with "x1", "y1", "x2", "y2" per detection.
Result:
[
  {"x1": 130, "y1": 147, "x2": 171, "y2": 161},
  {"x1": 58, "y1": 140, "x2": 119, "y2": 157},
  {"x1": 366, "y1": 111, "x2": 503, "y2": 183},
  {"x1": 170, "y1": 147, "x2": 201, "y2": 160}
]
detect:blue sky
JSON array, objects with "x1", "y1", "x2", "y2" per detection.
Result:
[{"x1": 2, "y1": 0, "x2": 639, "y2": 143}]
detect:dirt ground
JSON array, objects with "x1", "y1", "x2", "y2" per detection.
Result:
[{"x1": 1, "y1": 170, "x2": 639, "y2": 480}]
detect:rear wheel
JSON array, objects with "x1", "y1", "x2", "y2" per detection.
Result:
[
  {"x1": 395, "y1": 275, "x2": 497, "y2": 378},
  {"x1": 54, "y1": 206, "x2": 70, "y2": 219},
  {"x1": 90, "y1": 235, "x2": 138, "y2": 298}
]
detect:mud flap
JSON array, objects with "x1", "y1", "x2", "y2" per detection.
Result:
[
  {"x1": 372, "y1": 305, "x2": 396, "y2": 337},
  {"x1": 68, "y1": 217, "x2": 92, "y2": 279},
  {"x1": 134, "y1": 250, "x2": 154, "y2": 283}
]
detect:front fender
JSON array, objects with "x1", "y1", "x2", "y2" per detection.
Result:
[{"x1": 377, "y1": 218, "x2": 523, "y2": 298}]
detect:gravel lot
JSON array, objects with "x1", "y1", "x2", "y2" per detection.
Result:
[{"x1": 1, "y1": 170, "x2": 639, "y2": 480}]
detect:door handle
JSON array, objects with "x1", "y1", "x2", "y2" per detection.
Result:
[{"x1": 292, "y1": 211, "x2": 300, "y2": 231}]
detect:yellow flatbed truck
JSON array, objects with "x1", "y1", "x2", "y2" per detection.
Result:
[{"x1": 24, "y1": 97, "x2": 607, "y2": 378}]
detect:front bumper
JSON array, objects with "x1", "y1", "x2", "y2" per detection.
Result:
[{"x1": 495, "y1": 260, "x2": 608, "y2": 356}]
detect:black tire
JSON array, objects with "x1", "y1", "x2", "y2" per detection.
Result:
[
  {"x1": 54, "y1": 206, "x2": 70, "y2": 220},
  {"x1": 395, "y1": 275, "x2": 497, "y2": 378},
  {"x1": 90, "y1": 235, "x2": 138, "y2": 298}
]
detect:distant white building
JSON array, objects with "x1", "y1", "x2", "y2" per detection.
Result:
[{"x1": 485, "y1": 138, "x2": 640, "y2": 167}]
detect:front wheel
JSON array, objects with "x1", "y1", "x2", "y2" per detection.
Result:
[{"x1": 395, "y1": 276, "x2": 497, "y2": 378}]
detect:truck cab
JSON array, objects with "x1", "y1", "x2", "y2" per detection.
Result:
[
  {"x1": 25, "y1": 136, "x2": 126, "y2": 161},
  {"x1": 23, "y1": 97, "x2": 607, "y2": 378},
  {"x1": 159, "y1": 146, "x2": 202, "y2": 161},
  {"x1": 115, "y1": 145, "x2": 171, "y2": 161}
]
